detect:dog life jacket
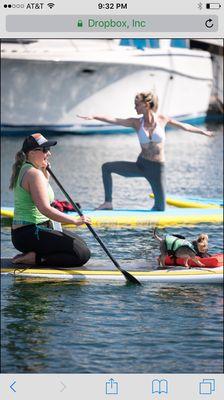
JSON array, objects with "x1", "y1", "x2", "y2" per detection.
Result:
[{"x1": 165, "y1": 235, "x2": 196, "y2": 257}]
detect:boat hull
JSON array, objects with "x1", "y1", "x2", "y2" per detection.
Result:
[{"x1": 1, "y1": 41, "x2": 213, "y2": 134}]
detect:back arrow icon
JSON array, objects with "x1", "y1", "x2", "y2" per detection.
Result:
[
  {"x1": 205, "y1": 18, "x2": 214, "y2": 28},
  {"x1": 10, "y1": 381, "x2": 16, "y2": 392}
]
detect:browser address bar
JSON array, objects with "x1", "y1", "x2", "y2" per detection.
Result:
[{"x1": 6, "y1": 15, "x2": 218, "y2": 32}]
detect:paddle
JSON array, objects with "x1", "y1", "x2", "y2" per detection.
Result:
[{"x1": 47, "y1": 166, "x2": 141, "y2": 285}]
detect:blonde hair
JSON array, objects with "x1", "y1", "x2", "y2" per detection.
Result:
[
  {"x1": 135, "y1": 91, "x2": 159, "y2": 112},
  {"x1": 9, "y1": 150, "x2": 26, "y2": 190}
]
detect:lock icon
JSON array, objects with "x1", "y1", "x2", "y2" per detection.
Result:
[{"x1": 77, "y1": 20, "x2": 83, "y2": 28}]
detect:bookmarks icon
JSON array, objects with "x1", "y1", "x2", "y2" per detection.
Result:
[{"x1": 152, "y1": 379, "x2": 168, "y2": 394}]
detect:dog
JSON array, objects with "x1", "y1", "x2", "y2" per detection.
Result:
[
  {"x1": 193, "y1": 234, "x2": 209, "y2": 257},
  {"x1": 153, "y1": 228, "x2": 208, "y2": 268}
]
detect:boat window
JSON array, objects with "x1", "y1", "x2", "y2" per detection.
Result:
[
  {"x1": 81, "y1": 69, "x2": 95, "y2": 74},
  {"x1": 1, "y1": 39, "x2": 37, "y2": 44}
]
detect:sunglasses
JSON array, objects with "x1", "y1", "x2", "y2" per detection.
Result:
[{"x1": 33, "y1": 147, "x2": 50, "y2": 154}]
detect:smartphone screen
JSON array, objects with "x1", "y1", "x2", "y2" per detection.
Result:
[{"x1": 1, "y1": 1, "x2": 223, "y2": 399}]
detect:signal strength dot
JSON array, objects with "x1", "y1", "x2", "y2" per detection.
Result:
[{"x1": 47, "y1": 3, "x2": 55, "y2": 9}]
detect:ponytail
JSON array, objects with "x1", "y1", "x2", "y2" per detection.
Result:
[{"x1": 9, "y1": 150, "x2": 26, "y2": 190}]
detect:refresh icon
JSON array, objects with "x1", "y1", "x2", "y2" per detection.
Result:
[{"x1": 205, "y1": 18, "x2": 214, "y2": 28}]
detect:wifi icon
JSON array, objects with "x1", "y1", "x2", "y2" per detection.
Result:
[{"x1": 47, "y1": 3, "x2": 55, "y2": 9}]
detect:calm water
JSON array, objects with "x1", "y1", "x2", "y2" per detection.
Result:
[{"x1": 1, "y1": 122, "x2": 223, "y2": 373}]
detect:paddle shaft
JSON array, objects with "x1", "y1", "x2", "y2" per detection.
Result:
[{"x1": 47, "y1": 166, "x2": 141, "y2": 285}]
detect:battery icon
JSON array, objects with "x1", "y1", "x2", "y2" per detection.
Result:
[{"x1": 206, "y1": 3, "x2": 221, "y2": 8}]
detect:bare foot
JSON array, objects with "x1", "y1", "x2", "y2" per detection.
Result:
[
  {"x1": 12, "y1": 251, "x2": 36, "y2": 265},
  {"x1": 95, "y1": 202, "x2": 113, "y2": 210}
]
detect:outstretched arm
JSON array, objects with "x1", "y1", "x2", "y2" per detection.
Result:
[
  {"x1": 166, "y1": 118, "x2": 214, "y2": 137},
  {"x1": 77, "y1": 114, "x2": 138, "y2": 129}
]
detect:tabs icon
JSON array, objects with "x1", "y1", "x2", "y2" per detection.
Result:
[
  {"x1": 152, "y1": 378, "x2": 168, "y2": 394},
  {"x1": 106, "y1": 378, "x2": 119, "y2": 395},
  {"x1": 199, "y1": 378, "x2": 216, "y2": 395}
]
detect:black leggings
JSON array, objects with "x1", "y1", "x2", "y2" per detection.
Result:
[
  {"x1": 11, "y1": 224, "x2": 91, "y2": 268},
  {"x1": 102, "y1": 155, "x2": 166, "y2": 211}
]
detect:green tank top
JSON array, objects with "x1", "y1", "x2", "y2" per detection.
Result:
[{"x1": 13, "y1": 162, "x2": 54, "y2": 225}]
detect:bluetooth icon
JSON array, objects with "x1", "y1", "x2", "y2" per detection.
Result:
[{"x1": 198, "y1": 2, "x2": 203, "y2": 9}]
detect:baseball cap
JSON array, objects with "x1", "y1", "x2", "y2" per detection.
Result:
[{"x1": 22, "y1": 133, "x2": 57, "y2": 153}]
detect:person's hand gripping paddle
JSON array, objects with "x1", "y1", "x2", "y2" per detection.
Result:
[{"x1": 47, "y1": 166, "x2": 141, "y2": 285}]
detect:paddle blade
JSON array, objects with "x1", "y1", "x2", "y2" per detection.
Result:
[{"x1": 121, "y1": 269, "x2": 141, "y2": 285}]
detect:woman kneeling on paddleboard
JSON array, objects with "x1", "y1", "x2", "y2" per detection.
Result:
[
  {"x1": 9, "y1": 133, "x2": 91, "y2": 267},
  {"x1": 78, "y1": 91, "x2": 213, "y2": 211}
]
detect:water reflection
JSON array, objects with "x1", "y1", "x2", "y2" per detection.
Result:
[{"x1": 2, "y1": 279, "x2": 84, "y2": 372}]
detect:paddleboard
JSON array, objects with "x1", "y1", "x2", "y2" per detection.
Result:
[
  {"x1": 1, "y1": 206, "x2": 222, "y2": 227},
  {"x1": 150, "y1": 194, "x2": 223, "y2": 209},
  {"x1": 1, "y1": 258, "x2": 223, "y2": 284}
]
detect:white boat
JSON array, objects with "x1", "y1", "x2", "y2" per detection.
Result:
[
  {"x1": 190, "y1": 39, "x2": 223, "y2": 112},
  {"x1": 1, "y1": 39, "x2": 213, "y2": 135}
]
